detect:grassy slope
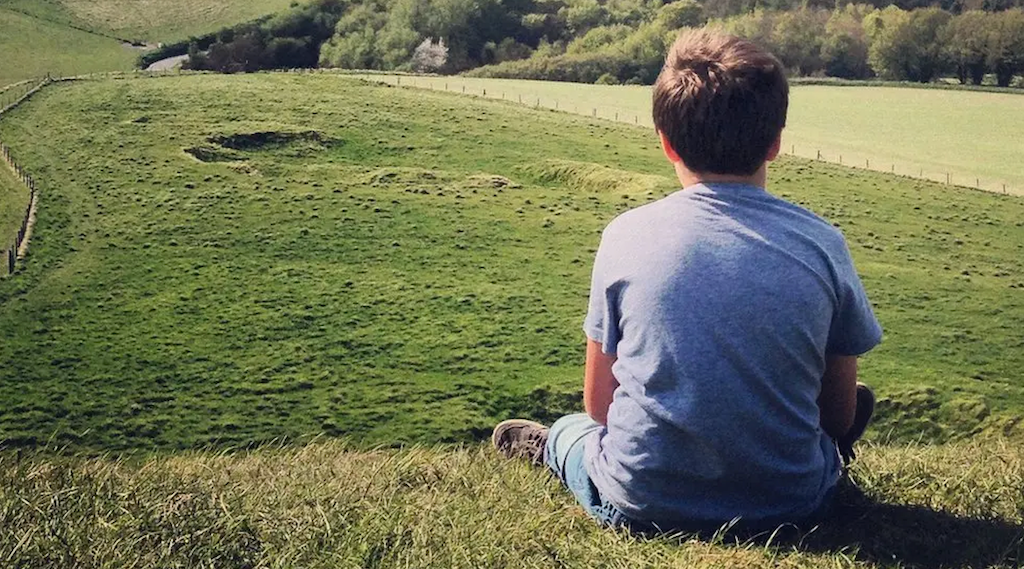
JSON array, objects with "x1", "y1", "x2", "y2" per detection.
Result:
[
  {"x1": 0, "y1": 74, "x2": 1022, "y2": 451},
  {"x1": 0, "y1": 158, "x2": 29, "y2": 254},
  {"x1": 370, "y1": 75, "x2": 1024, "y2": 194},
  {"x1": 0, "y1": 6, "x2": 134, "y2": 88},
  {"x1": 1, "y1": 440, "x2": 1022, "y2": 568},
  {"x1": 0, "y1": 0, "x2": 306, "y2": 88},
  {"x1": 57, "y1": 0, "x2": 303, "y2": 42}
]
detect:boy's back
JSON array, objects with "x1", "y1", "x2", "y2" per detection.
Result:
[
  {"x1": 492, "y1": 28, "x2": 881, "y2": 532},
  {"x1": 584, "y1": 182, "x2": 880, "y2": 526}
]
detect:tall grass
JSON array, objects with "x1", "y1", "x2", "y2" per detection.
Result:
[{"x1": 1, "y1": 439, "x2": 1021, "y2": 567}]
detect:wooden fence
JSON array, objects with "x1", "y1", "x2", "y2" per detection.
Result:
[{"x1": 0, "y1": 78, "x2": 47, "y2": 278}]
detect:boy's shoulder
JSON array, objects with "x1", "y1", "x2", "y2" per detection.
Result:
[{"x1": 603, "y1": 185, "x2": 848, "y2": 253}]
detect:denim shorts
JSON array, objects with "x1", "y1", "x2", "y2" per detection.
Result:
[
  {"x1": 544, "y1": 413, "x2": 838, "y2": 533},
  {"x1": 544, "y1": 413, "x2": 630, "y2": 527}
]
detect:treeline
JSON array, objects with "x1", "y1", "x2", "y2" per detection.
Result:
[
  {"x1": 471, "y1": 6, "x2": 1024, "y2": 86},
  {"x1": 150, "y1": 0, "x2": 1024, "y2": 87},
  {"x1": 182, "y1": 1, "x2": 346, "y2": 72}
]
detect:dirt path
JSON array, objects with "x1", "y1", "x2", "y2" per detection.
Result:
[{"x1": 146, "y1": 55, "x2": 188, "y2": 71}]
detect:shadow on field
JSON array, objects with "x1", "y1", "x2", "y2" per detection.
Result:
[{"x1": 760, "y1": 482, "x2": 1024, "y2": 569}]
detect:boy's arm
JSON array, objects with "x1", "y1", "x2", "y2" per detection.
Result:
[
  {"x1": 584, "y1": 338, "x2": 619, "y2": 426},
  {"x1": 818, "y1": 354, "x2": 858, "y2": 439}
]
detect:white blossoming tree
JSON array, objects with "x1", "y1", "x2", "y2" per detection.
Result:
[{"x1": 412, "y1": 38, "x2": 448, "y2": 73}]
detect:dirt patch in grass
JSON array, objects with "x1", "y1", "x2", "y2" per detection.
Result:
[{"x1": 208, "y1": 130, "x2": 341, "y2": 151}]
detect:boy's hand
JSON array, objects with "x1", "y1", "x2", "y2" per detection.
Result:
[{"x1": 837, "y1": 437, "x2": 856, "y2": 466}]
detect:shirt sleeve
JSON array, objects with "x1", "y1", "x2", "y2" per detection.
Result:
[
  {"x1": 826, "y1": 243, "x2": 883, "y2": 356},
  {"x1": 583, "y1": 230, "x2": 622, "y2": 354}
]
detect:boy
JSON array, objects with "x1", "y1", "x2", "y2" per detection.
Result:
[{"x1": 492, "y1": 29, "x2": 882, "y2": 532}]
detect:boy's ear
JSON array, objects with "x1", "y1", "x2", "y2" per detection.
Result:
[
  {"x1": 658, "y1": 130, "x2": 683, "y2": 164},
  {"x1": 765, "y1": 132, "x2": 783, "y2": 162}
]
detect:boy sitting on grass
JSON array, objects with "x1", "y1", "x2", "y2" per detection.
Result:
[{"x1": 493, "y1": 28, "x2": 881, "y2": 532}]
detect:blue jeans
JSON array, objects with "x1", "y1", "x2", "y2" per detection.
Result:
[{"x1": 545, "y1": 413, "x2": 630, "y2": 527}]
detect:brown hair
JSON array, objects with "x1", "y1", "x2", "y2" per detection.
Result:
[{"x1": 653, "y1": 29, "x2": 788, "y2": 176}]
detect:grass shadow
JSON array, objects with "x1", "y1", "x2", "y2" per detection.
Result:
[{"x1": 758, "y1": 481, "x2": 1024, "y2": 569}]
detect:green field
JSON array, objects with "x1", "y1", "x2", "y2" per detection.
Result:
[
  {"x1": 0, "y1": 74, "x2": 1022, "y2": 451},
  {"x1": 57, "y1": 0, "x2": 304, "y2": 42},
  {"x1": 0, "y1": 6, "x2": 135, "y2": 88},
  {"x1": 368, "y1": 75, "x2": 1024, "y2": 196}
]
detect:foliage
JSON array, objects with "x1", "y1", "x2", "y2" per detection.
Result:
[
  {"x1": 184, "y1": 0, "x2": 345, "y2": 73},
  {"x1": 867, "y1": 6, "x2": 952, "y2": 82},
  {"x1": 654, "y1": 0, "x2": 706, "y2": 31},
  {"x1": 2, "y1": 75, "x2": 1024, "y2": 451},
  {"x1": 942, "y1": 11, "x2": 993, "y2": 85},
  {"x1": 412, "y1": 37, "x2": 449, "y2": 72},
  {"x1": 987, "y1": 8, "x2": 1024, "y2": 86},
  {"x1": 822, "y1": 6, "x2": 873, "y2": 79}
]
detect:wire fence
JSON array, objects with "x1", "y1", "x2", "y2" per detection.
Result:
[
  {"x1": 0, "y1": 77, "x2": 47, "y2": 278},
  {"x1": 360, "y1": 73, "x2": 1024, "y2": 198}
]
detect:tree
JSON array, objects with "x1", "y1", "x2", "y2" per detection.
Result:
[
  {"x1": 822, "y1": 6, "x2": 871, "y2": 79},
  {"x1": 942, "y1": 11, "x2": 992, "y2": 84},
  {"x1": 867, "y1": 7, "x2": 952, "y2": 82},
  {"x1": 412, "y1": 37, "x2": 449, "y2": 71},
  {"x1": 655, "y1": 0, "x2": 705, "y2": 31},
  {"x1": 771, "y1": 8, "x2": 829, "y2": 75},
  {"x1": 987, "y1": 9, "x2": 1024, "y2": 87}
]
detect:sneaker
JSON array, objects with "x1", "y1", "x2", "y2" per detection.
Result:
[
  {"x1": 492, "y1": 419, "x2": 549, "y2": 466},
  {"x1": 837, "y1": 383, "x2": 875, "y2": 465}
]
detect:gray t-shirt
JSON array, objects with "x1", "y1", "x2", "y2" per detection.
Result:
[{"x1": 583, "y1": 182, "x2": 882, "y2": 526}]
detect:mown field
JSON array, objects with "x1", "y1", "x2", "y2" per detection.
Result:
[
  {"x1": 368, "y1": 75, "x2": 1024, "y2": 196},
  {"x1": 0, "y1": 74, "x2": 1022, "y2": 452}
]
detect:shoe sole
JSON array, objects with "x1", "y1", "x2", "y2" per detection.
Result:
[{"x1": 491, "y1": 419, "x2": 548, "y2": 450}]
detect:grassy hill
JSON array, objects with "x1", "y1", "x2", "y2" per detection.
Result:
[
  {"x1": 0, "y1": 6, "x2": 135, "y2": 88},
  {"x1": 56, "y1": 0, "x2": 304, "y2": 43},
  {"x1": 0, "y1": 74, "x2": 1023, "y2": 452},
  {"x1": 1, "y1": 439, "x2": 1021, "y2": 568},
  {"x1": 0, "y1": 0, "x2": 305, "y2": 88}
]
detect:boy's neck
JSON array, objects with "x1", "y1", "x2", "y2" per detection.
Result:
[{"x1": 674, "y1": 161, "x2": 767, "y2": 191}]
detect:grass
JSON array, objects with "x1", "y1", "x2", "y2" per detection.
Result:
[
  {"x1": 56, "y1": 0, "x2": 305, "y2": 42},
  {"x1": 0, "y1": 6, "x2": 136, "y2": 88},
  {"x1": 1, "y1": 438, "x2": 1022, "y2": 568},
  {"x1": 0, "y1": 156, "x2": 29, "y2": 256},
  {"x1": 0, "y1": 74, "x2": 1022, "y2": 452},
  {"x1": 368, "y1": 75, "x2": 1024, "y2": 195}
]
